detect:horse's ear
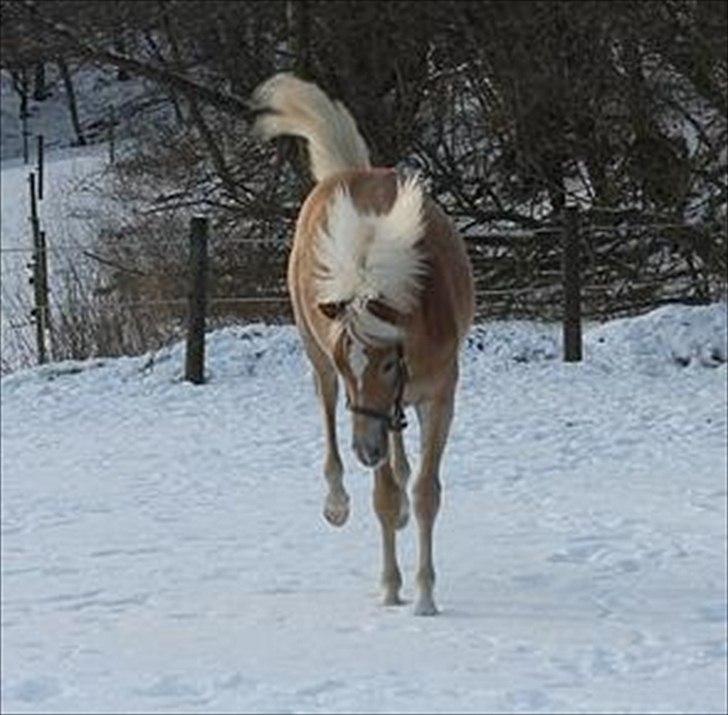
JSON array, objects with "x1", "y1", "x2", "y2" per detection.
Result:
[
  {"x1": 366, "y1": 298, "x2": 405, "y2": 326},
  {"x1": 318, "y1": 301, "x2": 348, "y2": 320}
]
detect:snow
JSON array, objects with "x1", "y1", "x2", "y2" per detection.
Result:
[
  {"x1": 1, "y1": 64, "x2": 173, "y2": 372},
  {"x1": 1, "y1": 67, "x2": 171, "y2": 161},
  {"x1": 1, "y1": 146, "x2": 113, "y2": 372},
  {"x1": 2, "y1": 67, "x2": 727, "y2": 714},
  {"x1": 2, "y1": 303, "x2": 726, "y2": 714}
]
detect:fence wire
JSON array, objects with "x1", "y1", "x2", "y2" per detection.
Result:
[
  {"x1": 0, "y1": 237, "x2": 289, "y2": 254},
  {"x1": 5, "y1": 157, "x2": 724, "y2": 371}
]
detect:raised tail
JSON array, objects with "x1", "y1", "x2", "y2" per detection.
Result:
[{"x1": 250, "y1": 73, "x2": 371, "y2": 183}]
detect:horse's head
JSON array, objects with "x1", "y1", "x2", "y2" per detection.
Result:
[{"x1": 323, "y1": 300, "x2": 408, "y2": 468}]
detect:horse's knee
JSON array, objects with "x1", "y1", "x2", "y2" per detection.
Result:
[
  {"x1": 391, "y1": 457, "x2": 410, "y2": 490},
  {"x1": 389, "y1": 434, "x2": 411, "y2": 487},
  {"x1": 373, "y1": 468, "x2": 400, "y2": 526},
  {"x1": 413, "y1": 476, "x2": 441, "y2": 522},
  {"x1": 374, "y1": 493, "x2": 399, "y2": 525}
]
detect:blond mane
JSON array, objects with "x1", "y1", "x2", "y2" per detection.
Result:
[{"x1": 314, "y1": 175, "x2": 427, "y2": 342}]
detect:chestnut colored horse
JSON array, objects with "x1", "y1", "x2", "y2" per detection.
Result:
[{"x1": 252, "y1": 74, "x2": 474, "y2": 615}]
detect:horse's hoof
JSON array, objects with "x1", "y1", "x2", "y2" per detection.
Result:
[
  {"x1": 323, "y1": 494, "x2": 350, "y2": 527},
  {"x1": 413, "y1": 597, "x2": 439, "y2": 616},
  {"x1": 382, "y1": 593, "x2": 406, "y2": 607}
]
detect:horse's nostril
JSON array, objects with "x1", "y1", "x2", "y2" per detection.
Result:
[{"x1": 353, "y1": 439, "x2": 386, "y2": 468}]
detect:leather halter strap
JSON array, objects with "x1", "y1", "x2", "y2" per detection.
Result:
[{"x1": 346, "y1": 345, "x2": 408, "y2": 432}]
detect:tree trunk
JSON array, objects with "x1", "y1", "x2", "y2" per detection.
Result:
[
  {"x1": 162, "y1": 8, "x2": 238, "y2": 200},
  {"x1": 143, "y1": 30, "x2": 185, "y2": 127},
  {"x1": 33, "y1": 62, "x2": 48, "y2": 101},
  {"x1": 16, "y1": 68, "x2": 30, "y2": 163},
  {"x1": 113, "y1": 33, "x2": 130, "y2": 81},
  {"x1": 285, "y1": 0, "x2": 315, "y2": 198},
  {"x1": 57, "y1": 59, "x2": 86, "y2": 146}
]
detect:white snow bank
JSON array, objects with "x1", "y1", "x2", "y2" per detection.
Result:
[
  {"x1": 466, "y1": 302, "x2": 727, "y2": 372},
  {"x1": 587, "y1": 302, "x2": 727, "y2": 370},
  {"x1": 3, "y1": 303, "x2": 725, "y2": 394}
]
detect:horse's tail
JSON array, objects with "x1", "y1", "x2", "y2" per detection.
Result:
[{"x1": 251, "y1": 73, "x2": 371, "y2": 183}]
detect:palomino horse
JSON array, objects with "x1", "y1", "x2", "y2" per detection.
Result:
[{"x1": 252, "y1": 74, "x2": 474, "y2": 615}]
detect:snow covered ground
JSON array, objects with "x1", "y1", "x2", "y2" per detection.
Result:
[
  {"x1": 0, "y1": 146, "x2": 113, "y2": 373},
  {"x1": 1, "y1": 64, "x2": 169, "y2": 373},
  {"x1": 1, "y1": 68, "x2": 170, "y2": 162},
  {"x1": 2, "y1": 303, "x2": 726, "y2": 714}
]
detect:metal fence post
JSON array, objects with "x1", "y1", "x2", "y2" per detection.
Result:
[
  {"x1": 562, "y1": 206, "x2": 582, "y2": 362},
  {"x1": 185, "y1": 216, "x2": 208, "y2": 383},
  {"x1": 28, "y1": 173, "x2": 47, "y2": 364},
  {"x1": 36, "y1": 229, "x2": 49, "y2": 361},
  {"x1": 37, "y1": 134, "x2": 44, "y2": 200}
]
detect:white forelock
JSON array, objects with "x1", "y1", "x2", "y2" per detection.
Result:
[{"x1": 315, "y1": 175, "x2": 427, "y2": 342}]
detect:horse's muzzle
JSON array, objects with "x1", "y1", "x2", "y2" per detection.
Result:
[{"x1": 352, "y1": 426, "x2": 388, "y2": 468}]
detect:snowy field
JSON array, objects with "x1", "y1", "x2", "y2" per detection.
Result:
[
  {"x1": 0, "y1": 146, "x2": 115, "y2": 373},
  {"x1": 1, "y1": 303, "x2": 726, "y2": 714},
  {"x1": 1, "y1": 65, "x2": 150, "y2": 373}
]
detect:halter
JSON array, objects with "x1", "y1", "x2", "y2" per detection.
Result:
[{"x1": 345, "y1": 344, "x2": 409, "y2": 432}]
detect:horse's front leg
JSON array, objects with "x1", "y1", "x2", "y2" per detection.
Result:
[
  {"x1": 412, "y1": 385, "x2": 455, "y2": 616},
  {"x1": 313, "y1": 365, "x2": 349, "y2": 527},
  {"x1": 389, "y1": 430, "x2": 411, "y2": 530},
  {"x1": 373, "y1": 462, "x2": 404, "y2": 605}
]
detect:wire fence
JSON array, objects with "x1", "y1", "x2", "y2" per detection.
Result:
[
  {"x1": 3, "y1": 220, "x2": 723, "y2": 321},
  {"x1": 3, "y1": 223, "x2": 722, "y2": 297},
  {"x1": 2, "y1": 137, "x2": 725, "y2": 375},
  {"x1": 0, "y1": 237, "x2": 288, "y2": 253}
]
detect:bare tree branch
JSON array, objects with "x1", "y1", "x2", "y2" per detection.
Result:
[{"x1": 13, "y1": 0, "x2": 254, "y2": 120}]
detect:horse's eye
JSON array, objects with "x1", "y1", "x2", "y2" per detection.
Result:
[{"x1": 382, "y1": 359, "x2": 396, "y2": 374}]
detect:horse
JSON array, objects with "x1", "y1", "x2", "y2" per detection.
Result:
[{"x1": 251, "y1": 74, "x2": 474, "y2": 615}]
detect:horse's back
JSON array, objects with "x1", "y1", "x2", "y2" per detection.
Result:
[
  {"x1": 420, "y1": 198, "x2": 475, "y2": 343},
  {"x1": 289, "y1": 168, "x2": 474, "y2": 358}
]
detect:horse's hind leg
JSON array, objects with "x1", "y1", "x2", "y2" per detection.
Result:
[
  {"x1": 312, "y1": 360, "x2": 349, "y2": 527},
  {"x1": 373, "y1": 462, "x2": 404, "y2": 605},
  {"x1": 389, "y1": 430, "x2": 410, "y2": 530}
]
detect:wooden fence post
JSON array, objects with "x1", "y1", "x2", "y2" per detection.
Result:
[
  {"x1": 28, "y1": 173, "x2": 48, "y2": 364},
  {"x1": 37, "y1": 134, "x2": 44, "y2": 200},
  {"x1": 185, "y1": 215, "x2": 208, "y2": 384},
  {"x1": 562, "y1": 206, "x2": 582, "y2": 362}
]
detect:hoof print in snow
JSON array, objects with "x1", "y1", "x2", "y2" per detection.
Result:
[{"x1": 7, "y1": 677, "x2": 62, "y2": 703}]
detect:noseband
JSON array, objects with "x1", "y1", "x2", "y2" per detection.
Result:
[{"x1": 346, "y1": 345, "x2": 408, "y2": 432}]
